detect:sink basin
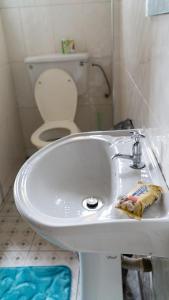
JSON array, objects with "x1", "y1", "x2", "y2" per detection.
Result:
[
  {"x1": 17, "y1": 136, "x2": 113, "y2": 222},
  {"x1": 14, "y1": 131, "x2": 169, "y2": 300}
]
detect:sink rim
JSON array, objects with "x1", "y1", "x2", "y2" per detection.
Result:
[{"x1": 14, "y1": 131, "x2": 169, "y2": 228}]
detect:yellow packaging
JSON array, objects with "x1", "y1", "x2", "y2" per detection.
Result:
[{"x1": 116, "y1": 181, "x2": 163, "y2": 220}]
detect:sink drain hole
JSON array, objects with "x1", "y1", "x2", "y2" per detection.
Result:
[{"x1": 82, "y1": 197, "x2": 104, "y2": 211}]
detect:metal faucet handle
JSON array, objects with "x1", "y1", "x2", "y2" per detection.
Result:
[{"x1": 130, "y1": 131, "x2": 145, "y2": 142}]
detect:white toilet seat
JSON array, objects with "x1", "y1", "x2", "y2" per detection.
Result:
[
  {"x1": 31, "y1": 120, "x2": 80, "y2": 149},
  {"x1": 31, "y1": 69, "x2": 80, "y2": 149},
  {"x1": 35, "y1": 69, "x2": 78, "y2": 122}
]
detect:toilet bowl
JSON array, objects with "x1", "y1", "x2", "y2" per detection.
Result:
[{"x1": 31, "y1": 68, "x2": 80, "y2": 149}]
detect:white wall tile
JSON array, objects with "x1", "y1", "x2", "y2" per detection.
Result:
[
  {"x1": 0, "y1": 64, "x2": 25, "y2": 196},
  {"x1": 82, "y1": 2, "x2": 112, "y2": 57},
  {"x1": 0, "y1": 15, "x2": 8, "y2": 65},
  {"x1": 19, "y1": 107, "x2": 43, "y2": 151},
  {"x1": 1, "y1": 8, "x2": 25, "y2": 62},
  {"x1": 20, "y1": 6, "x2": 55, "y2": 56},
  {"x1": 90, "y1": 103, "x2": 113, "y2": 130},
  {"x1": 0, "y1": 0, "x2": 21, "y2": 8},
  {"x1": 75, "y1": 104, "x2": 93, "y2": 132},
  {"x1": 20, "y1": 0, "x2": 35, "y2": 6},
  {"x1": 35, "y1": 0, "x2": 82, "y2": 5},
  {"x1": 11, "y1": 62, "x2": 35, "y2": 107},
  {"x1": 113, "y1": 0, "x2": 169, "y2": 186},
  {"x1": 49, "y1": 4, "x2": 85, "y2": 53},
  {"x1": 0, "y1": 0, "x2": 111, "y2": 8},
  {"x1": 0, "y1": 13, "x2": 25, "y2": 198}
]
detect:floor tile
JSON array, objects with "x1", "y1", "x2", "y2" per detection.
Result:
[
  {"x1": 0, "y1": 200, "x2": 20, "y2": 217},
  {"x1": 0, "y1": 251, "x2": 29, "y2": 267},
  {"x1": 30, "y1": 234, "x2": 61, "y2": 251},
  {"x1": 0, "y1": 193, "x2": 79, "y2": 300}
]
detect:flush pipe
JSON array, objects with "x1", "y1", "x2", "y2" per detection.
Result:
[
  {"x1": 80, "y1": 61, "x2": 112, "y2": 98},
  {"x1": 80, "y1": 61, "x2": 112, "y2": 130},
  {"x1": 91, "y1": 63, "x2": 112, "y2": 98}
]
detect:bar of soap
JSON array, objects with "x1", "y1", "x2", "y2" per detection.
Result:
[{"x1": 116, "y1": 181, "x2": 163, "y2": 219}]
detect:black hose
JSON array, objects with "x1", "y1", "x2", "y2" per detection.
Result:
[{"x1": 91, "y1": 63, "x2": 111, "y2": 98}]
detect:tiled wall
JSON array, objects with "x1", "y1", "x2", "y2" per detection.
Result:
[
  {"x1": 113, "y1": 0, "x2": 169, "y2": 186},
  {"x1": 0, "y1": 12, "x2": 25, "y2": 200},
  {"x1": 0, "y1": 0, "x2": 113, "y2": 155}
]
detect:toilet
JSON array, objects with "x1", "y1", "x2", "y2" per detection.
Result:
[{"x1": 25, "y1": 53, "x2": 89, "y2": 149}]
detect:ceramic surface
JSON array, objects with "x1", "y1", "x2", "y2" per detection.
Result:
[{"x1": 14, "y1": 131, "x2": 169, "y2": 256}]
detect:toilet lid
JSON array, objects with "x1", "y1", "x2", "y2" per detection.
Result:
[{"x1": 35, "y1": 68, "x2": 78, "y2": 121}]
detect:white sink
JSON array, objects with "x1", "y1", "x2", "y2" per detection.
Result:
[
  {"x1": 14, "y1": 131, "x2": 169, "y2": 300},
  {"x1": 17, "y1": 136, "x2": 113, "y2": 222}
]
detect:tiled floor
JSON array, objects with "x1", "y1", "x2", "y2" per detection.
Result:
[
  {"x1": 0, "y1": 190, "x2": 79, "y2": 300},
  {"x1": 0, "y1": 189, "x2": 153, "y2": 300}
]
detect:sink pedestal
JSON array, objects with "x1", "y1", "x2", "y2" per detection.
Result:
[{"x1": 79, "y1": 253, "x2": 123, "y2": 300}]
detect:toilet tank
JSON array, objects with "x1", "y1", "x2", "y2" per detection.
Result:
[{"x1": 25, "y1": 53, "x2": 89, "y2": 96}]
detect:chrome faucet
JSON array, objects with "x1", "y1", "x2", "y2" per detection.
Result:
[{"x1": 112, "y1": 131, "x2": 145, "y2": 169}]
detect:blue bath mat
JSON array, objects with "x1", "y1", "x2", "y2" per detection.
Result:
[{"x1": 0, "y1": 265, "x2": 71, "y2": 300}]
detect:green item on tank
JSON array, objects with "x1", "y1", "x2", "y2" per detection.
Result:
[{"x1": 61, "y1": 39, "x2": 75, "y2": 54}]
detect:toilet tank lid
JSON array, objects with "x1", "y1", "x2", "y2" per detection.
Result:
[{"x1": 25, "y1": 53, "x2": 89, "y2": 64}]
